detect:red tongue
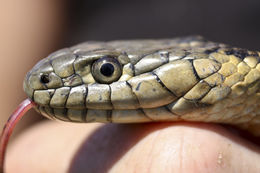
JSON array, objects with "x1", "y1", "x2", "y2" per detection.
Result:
[{"x1": 0, "y1": 99, "x2": 36, "y2": 173}]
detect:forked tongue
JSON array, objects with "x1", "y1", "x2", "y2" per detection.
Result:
[{"x1": 0, "y1": 99, "x2": 35, "y2": 173}]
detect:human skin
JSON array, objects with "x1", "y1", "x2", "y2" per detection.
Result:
[
  {"x1": 0, "y1": 0, "x2": 66, "y2": 131},
  {"x1": 5, "y1": 121, "x2": 260, "y2": 173}
]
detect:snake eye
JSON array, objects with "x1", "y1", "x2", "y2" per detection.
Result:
[
  {"x1": 92, "y1": 56, "x2": 122, "y2": 84},
  {"x1": 40, "y1": 74, "x2": 50, "y2": 84}
]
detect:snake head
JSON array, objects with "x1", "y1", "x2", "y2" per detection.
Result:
[{"x1": 23, "y1": 46, "x2": 129, "y2": 107}]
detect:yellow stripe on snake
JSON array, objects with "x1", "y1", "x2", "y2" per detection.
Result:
[{"x1": 23, "y1": 36, "x2": 260, "y2": 136}]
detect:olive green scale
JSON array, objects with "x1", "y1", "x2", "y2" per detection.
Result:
[{"x1": 23, "y1": 36, "x2": 260, "y2": 136}]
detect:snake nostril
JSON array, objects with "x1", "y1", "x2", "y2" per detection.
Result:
[{"x1": 40, "y1": 74, "x2": 50, "y2": 84}]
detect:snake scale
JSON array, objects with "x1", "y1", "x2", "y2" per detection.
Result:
[{"x1": 23, "y1": 36, "x2": 260, "y2": 136}]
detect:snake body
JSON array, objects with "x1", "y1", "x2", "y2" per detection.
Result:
[{"x1": 23, "y1": 36, "x2": 260, "y2": 135}]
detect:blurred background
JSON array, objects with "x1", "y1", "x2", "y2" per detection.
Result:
[{"x1": 0, "y1": 0, "x2": 260, "y2": 136}]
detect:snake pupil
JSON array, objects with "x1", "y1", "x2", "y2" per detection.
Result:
[
  {"x1": 100, "y1": 63, "x2": 114, "y2": 77},
  {"x1": 40, "y1": 74, "x2": 50, "y2": 83}
]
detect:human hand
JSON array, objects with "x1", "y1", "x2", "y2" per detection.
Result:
[{"x1": 6, "y1": 119, "x2": 260, "y2": 173}]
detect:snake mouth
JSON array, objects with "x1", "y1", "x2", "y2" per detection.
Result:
[{"x1": 23, "y1": 71, "x2": 34, "y2": 100}]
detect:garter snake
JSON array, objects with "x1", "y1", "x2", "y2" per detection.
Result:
[{"x1": 23, "y1": 36, "x2": 260, "y2": 136}]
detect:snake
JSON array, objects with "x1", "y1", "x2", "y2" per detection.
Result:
[
  {"x1": 22, "y1": 36, "x2": 260, "y2": 136},
  {"x1": 2, "y1": 35, "x2": 260, "y2": 172}
]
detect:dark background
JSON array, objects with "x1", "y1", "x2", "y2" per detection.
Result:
[{"x1": 65, "y1": 0, "x2": 260, "y2": 50}]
